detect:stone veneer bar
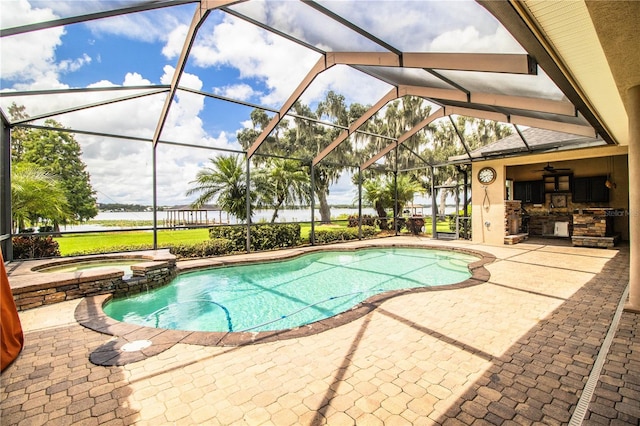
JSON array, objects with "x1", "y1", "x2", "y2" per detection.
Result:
[
  {"x1": 504, "y1": 200, "x2": 529, "y2": 244},
  {"x1": 572, "y1": 208, "x2": 622, "y2": 248}
]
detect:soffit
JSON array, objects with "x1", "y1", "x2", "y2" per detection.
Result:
[
  {"x1": 520, "y1": 0, "x2": 628, "y2": 145},
  {"x1": 584, "y1": 1, "x2": 640, "y2": 113}
]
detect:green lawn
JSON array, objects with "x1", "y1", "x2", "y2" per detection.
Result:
[
  {"x1": 55, "y1": 228, "x2": 210, "y2": 256},
  {"x1": 55, "y1": 219, "x2": 455, "y2": 256},
  {"x1": 55, "y1": 225, "x2": 338, "y2": 255}
]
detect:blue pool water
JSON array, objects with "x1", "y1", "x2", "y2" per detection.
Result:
[{"x1": 104, "y1": 248, "x2": 477, "y2": 333}]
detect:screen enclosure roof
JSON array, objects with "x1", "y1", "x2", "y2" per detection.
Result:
[{"x1": 0, "y1": 0, "x2": 616, "y2": 169}]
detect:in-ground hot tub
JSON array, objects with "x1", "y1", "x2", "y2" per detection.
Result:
[
  {"x1": 35, "y1": 258, "x2": 143, "y2": 277},
  {"x1": 9, "y1": 251, "x2": 177, "y2": 311}
]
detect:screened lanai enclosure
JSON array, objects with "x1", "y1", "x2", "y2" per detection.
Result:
[{"x1": 1, "y1": 0, "x2": 612, "y2": 260}]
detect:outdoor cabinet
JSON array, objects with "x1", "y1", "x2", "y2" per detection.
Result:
[
  {"x1": 572, "y1": 176, "x2": 609, "y2": 203},
  {"x1": 513, "y1": 180, "x2": 544, "y2": 204},
  {"x1": 544, "y1": 174, "x2": 571, "y2": 192}
]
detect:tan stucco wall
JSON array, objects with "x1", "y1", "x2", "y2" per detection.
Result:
[
  {"x1": 472, "y1": 145, "x2": 629, "y2": 245},
  {"x1": 472, "y1": 159, "x2": 507, "y2": 245}
]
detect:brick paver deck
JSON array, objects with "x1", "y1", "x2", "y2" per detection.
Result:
[{"x1": 1, "y1": 237, "x2": 637, "y2": 425}]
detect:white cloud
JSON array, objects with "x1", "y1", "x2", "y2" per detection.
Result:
[
  {"x1": 160, "y1": 12, "x2": 393, "y2": 110},
  {"x1": 167, "y1": 15, "x2": 321, "y2": 107},
  {"x1": 0, "y1": 0, "x2": 56, "y2": 28},
  {"x1": 69, "y1": 67, "x2": 238, "y2": 205},
  {"x1": 86, "y1": 14, "x2": 177, "y2": 43},
  {"x1": 0, "y1": 2, "x2": 92, "y2": 90},
  {"x1": 327, "y1": 171, "x2": 359, "y2": 206},
  {"x1": 0, "y1": 1, "x2": 66, "y2": 87},
  {"x1": 300, "y1": 65, "x2": 391, "y2": 108},
  {"x1": 240, "y1": 119, "x2": 254, "y2": 130},
  {"x1": 0, "y1": 2, "x2": 240, "y2": 206},
  {"x1": 0, "y1": 0, "x2": 558, "y2": 207},
  {"x1": 431, "y1": 26, "x2": 523, "y2": 54},
  {"x1": 310, "y1": 0, "x2": 502, "y2": 51},
  {"x1": 122, "y1": 72, "x2": 151, "y2": 86},
  {"x1": 58, "y1": 53, "x2": 92, "y2": 73},
  {"x1": 162, "y1": 24, "x2": 189, "y2": 59},
  {"x1": 214, "y1": 84, "x2": 257, "y2": 101},
  {"x1": 68, "y1": 2, "x2": 192, "y2": 45},
  {"x1": 159, "y1": 64, "x2": 202, "y2": 91}
]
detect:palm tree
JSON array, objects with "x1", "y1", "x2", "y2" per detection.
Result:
[
  {"x1": 11, "y1": 162, "x2": 69, "y2": 232},
  {"x1": 388, "y1": 174, "x2": 425, "y2": 215},
  {"x1": 186, "y1": 155, "x2": 252, "y2": 223},
  {"x1": 253, "y1": 158, "x2": 311, "y2": 223},
  {"x1": 362, "y1": 173, "x2": 424, "y2": 231},
  {"x1": 362, "y1": 176, "x2": 392, "y2": 230}
]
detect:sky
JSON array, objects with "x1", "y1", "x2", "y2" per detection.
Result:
[{"x1": 0, "y1": 0, "x2": 524, "y2": 207}]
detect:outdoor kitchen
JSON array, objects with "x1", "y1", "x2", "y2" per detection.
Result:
[{"x1": 505, "y1": 155, "x2": 629, "y2": 248}]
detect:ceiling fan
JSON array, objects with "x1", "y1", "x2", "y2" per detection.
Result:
[{"x1": 534, "y1": 162, "x2": 571, "y2": 173}]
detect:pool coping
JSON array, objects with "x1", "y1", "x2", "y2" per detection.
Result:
[{"x1": 73, "y1": 241, "x2": 496, "y2": 366}]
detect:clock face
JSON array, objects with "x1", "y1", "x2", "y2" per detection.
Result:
[{"x1": 478, "y1": 167, "x2": 496, "y2": 184}]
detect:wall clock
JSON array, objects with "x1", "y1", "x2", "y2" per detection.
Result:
[{"x1": 478, "y1": 167, "x2": 497, "y2": 185}]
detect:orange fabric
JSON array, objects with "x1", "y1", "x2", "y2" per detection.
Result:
[{"x1": 1, "y1": 250, "x2": 24, "y2": 371}]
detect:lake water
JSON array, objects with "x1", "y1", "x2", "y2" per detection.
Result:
[
  {"x1": 63, "y1": 208, "x2": 374, "y2": 231},
  {"x1": 62, "y1": 206, "x2": 457, "y2": 232}
]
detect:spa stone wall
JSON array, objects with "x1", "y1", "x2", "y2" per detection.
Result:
[{"x1": 12, "y1": 260, "x2": 176, "y2": 311}]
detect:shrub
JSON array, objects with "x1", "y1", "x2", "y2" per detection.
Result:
[
  {"x1": 448, "y1": 207, "x2": 472, "y2": 231},
  {"x1": 312, "y1": 225, "x2": 377, "y2": 244},
  {"x1": 208, "y1": 226, "x2": 247, "y2": 251},
  {"x1": 12, "y1": 235, "x2": 61, "y2": 259},
  {"x1": 347, "y1": 215, "x2": 377, "y2": 228},
  {"x1": 65, "y1": 244, "x2": 154, "y2": 257},
  {"x1": 209, "y1": 223, "x2": 301, "y2": 251},
  {"x1": 360, "y1": 226, "x2": 377, "y2": 239},
  {"x1": 251, "y1": 223, "x2": 301, "y2": 250},
  {"x1": 405, "y1": 217, "x2": 425, "y2": 235},
  {"x1": 170, "y1": 238, "x2": 233, "y2": 259}
]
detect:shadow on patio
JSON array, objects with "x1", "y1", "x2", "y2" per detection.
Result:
[{"x1": 1, "y1": 239, "x2": 637, "y2": 425}]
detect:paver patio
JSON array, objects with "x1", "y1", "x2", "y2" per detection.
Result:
[{"x1": 1, "y1": 237, "x2": 638, "y2": 425}]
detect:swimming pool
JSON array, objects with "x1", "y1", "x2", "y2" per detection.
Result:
[{"x1": 103, "y1": 247, "x2": 478, "y2": 333}]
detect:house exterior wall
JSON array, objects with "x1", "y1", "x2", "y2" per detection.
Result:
[
  {"x1": 472, "y1": 145, "x2": 629, "y2": 245},
  {"x1": 472, "y1": 160, "x2": 507, "y2": 245}
]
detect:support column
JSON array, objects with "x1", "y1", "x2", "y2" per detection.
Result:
[
  {"x1": 357, "y1": 168, "x2": 362, "y2": 240},
  {"x1": 431, "y1": 166, "x2": 437, "y2": 238},
  {"x1": 393, "y1": 146, "x2": 398, "y2": 236},
  {"x1": 393, "y1": 171, "x2": 398, "y2": 236},
  {"x1": 152, "y1": 144, "x2": 158, "y2": 249},
  {"x1": 1, "y1": 112, "x2": 12, "y2": 260},
  {"x1": 310, "y1": 163, "x2": 315, "y2": 246},
  {"x1": 626, "y1": 84, "x2": 640, "y2": 312},
  {"x1": 245, "y1": 155, "x2": 251, "y2": 253}
]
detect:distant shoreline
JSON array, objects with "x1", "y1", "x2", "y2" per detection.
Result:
[
  {"x1": 96, "y1": 204, "x2": 458, "y2": 214},
  {"x1": 64, "y1": 206, "x2": 458, "y2": 232}
]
